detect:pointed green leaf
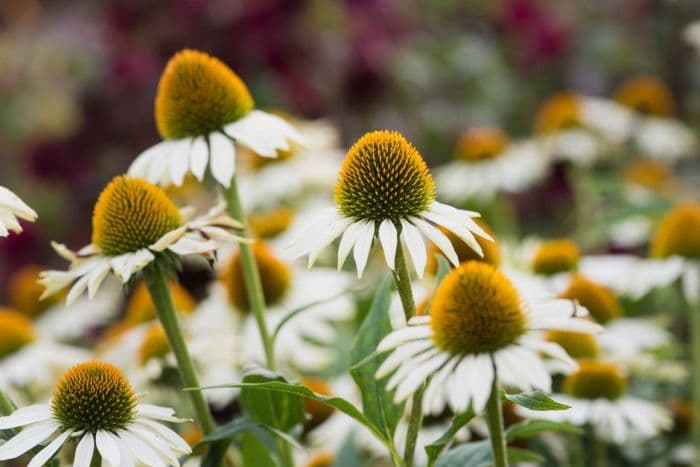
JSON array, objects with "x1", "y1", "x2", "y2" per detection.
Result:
[
  {"x1": 505, "y1": 391, "x2": 571, "y2": 411},
  {"x1": 349, "y1": 276, "x2": 405, "y2": 441},
  {"x1": 239, "y1": 371, "x2": 305, "y2": 431},
  {"x1": 505, "y1": 419, "x2": 582, "y2": 441},
  {"x1": 425, "y1": 408, "x2": 475, "y2": 466}
]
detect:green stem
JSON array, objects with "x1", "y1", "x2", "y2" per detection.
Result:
[
  {"x1": 690, "y1": 292, "x2": 700, "y2": 463},
  {"x1": 588, "y1": 424, "x2": 608, "y2": 467},
  {"x1": 393, "y1": 241, "x2": 421, "y2": 467},
  {"x1": 0, "y1": 390, "x2": 15, "y2": 416},
  {"x1": 224, "y1": 177, "x2": 275, "y2": 370},
  {"x1": 142, "y1": 263, "x2": 215, "y2": 434},
  {"x1": 485, "y1": 367, "x2": 508, "y2": 467}
]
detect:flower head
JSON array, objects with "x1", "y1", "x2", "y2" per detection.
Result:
[
  {"x1": 650, "y1": 202, "x2": 700, "y2": 259},
  {"x1": 92, "y1": 176, "x2": 183, "y2": 256},
  {"x1": 535, "y1": 92, "x2": 581, "y2": 133},
  {"x1": 454, "y1": 127, "x2": 510, "y2": 162},
  {"x1": 0, "y1": 309, "x2": 36, "y2": 359},
  {"x1": 531, "y1": 238, "x2": 580, "y2": 276},
  {"x1": 138, "y1": 325, "x2": 170, "y2": 365},
  {"x1": 156, "y1": 49, "x2": 254, "y2": 139},
  {"x1": 39, "y1": 175, "x2": 242, "y2": 305},
  {"x1": 6, "y1": 265, "x2": 64, "y2": 318},
  {"x1": 129, "y1": 49, "x2": 302, "y2": 188},
  {"x1": 222, "y1": 242, "x2": 292, "y2": 311},
  {"x1": 614, "y1": 75, "x2": 675, "y2": 117},
  {"x1": 562, "y1": 360, "x2": 626, "y2": 400},
  {"x1": 622, "y1": 159, "x2": 674, "y2": 193},
  {"x1": 376, "y1": 261, "x2": 601, "y2": 415},
  {"x1": 0, "y1": 361, "x2": 191, "y2": 466},
  {"x1": 561, "y1": 275, "x2": 623, "y2": 324},
  {"x1": 335, "y1": 131, "x2": 434, "y2": 222},
  {"x1": 545, "y1": 330, "x2": 599, "y2": 360},
  {"x1": 292, "y1": 130, "x2": 491, "y2": 278}
]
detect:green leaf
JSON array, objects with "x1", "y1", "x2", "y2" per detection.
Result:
[
  {"x1": 425, "y1": 408, "x2": 475, "y2": 466},
  {"x1": 242, "y1": 431, "x2": 277, "y2": 467},
  {"x1": 436, "y1": 441, "x2": 545, "y2": 467},
  {"x1": 201, "y1": 417, "x2": 261, "y2": 443},
  {"x1": 505, "y1": 391, "x2": 571, "y2": 411},
  {"x1": 332, "y1": 432, "x2": 363, "y2": 467},
  {"x1": 505, "y1": 419, "x2": 582, "y2": 441},
  {"x1": 349, "y1": 276, "x2": 405, "y2": 441},
  {"x1": 202, "y1": 380, "x2": 393, "y2": 451},
  {"x1": 200, "y1": 417, "x2": 277, "y2": 467},
  {"x1": 239, "y1": 371, "x2": 305, "y2": 431},
  {"x1": 507, "y1": 447, "x2": 545, "y2": 463},
  {"x1": 435, "y1": 441, "x2": 491, "y2": 467}
]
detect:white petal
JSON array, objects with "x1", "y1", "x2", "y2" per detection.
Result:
[
  {"x1": 411, "y1": 216, "x2": 459, "y2": 267},
  {"x1": 96, "y1": 430, "x2": 121, "y2": 467},
  {"x1": 377, "y1": 325, "x2": 433, "y2": 352},
  {"x1": 28, "y1": 429, "x2": 73, "y2": 467},
  {"x1": 137, "y1": 404, "x2": 190, "y2": 423},
  {"x1": 209, "y1": 132, "x2": 236, "y2": 188},
  {"x1": 224, "y1": 110, "x2": 302, "y2": 157},
  {"x1": 394, "y1": 353, "x2": 449, "y2": 403},
  {"x1": 126, "y1": 425, "x2": 179, "y2": 465},
  {"x1": 376, "y1": 339, "x2": 435, "y2": 378},
  {"x1": 74, "y1": 434, "x2": 95, "y2": 467},
  {"x1": 337, "y1": 221, "x2": 364, "y2": 270},
  {"x1": 352, "y1": 221, "x2": 375, "y2": 278},
  {"x1": 169, "y1": 139, "x2": 193, "y2": 187},
  {"x1": 400, "y1": 220, "x2": 427, "y2": 278},
  {"x1": 0, "y1": 405, "x2": 52, "y2": 429},
  {"x1": 136, "y1": 418, "x2": 191, "y2": 454},
  {"x1": 189, "y1": 136, "x2": 209, "y2": 181},
  {"x1": 118, "y1": 429, "x2": 166, "y2": 467},
  {"x1": 378, "y1": 220, "x2": 398, "y2": 270},
  {"x1": 0, "y1": 420, "x2": 58, "y2": 460}
]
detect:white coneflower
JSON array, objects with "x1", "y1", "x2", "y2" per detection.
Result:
[
  {"x1": 0, "y1": 361, "x2": 191, "y2": 466},
  {"x1": 614, "y1": 75, "x2": 697, "y2": 163},
  {"x1": 534, "y1": 92, "x2": 633, "y2": 166},
  {"x1": 435, "y1": 127, "x2": 550, "y2": 202},
  {"x1": 517, "y1": 360, "x2": 672, "y2": 444},
  {"x1": 291, "y1": 130, "x2": 492, "y2": 278},
  {"x1": 128, "y1": 49, "x2": 302, "y2": 188},
  {"x1": 38, "y1": 175, "x2": 243, "y2": 305},
  {"x1": 376, "y1": 261, "x2": 601, "y2": 416},
  {"x1": 0, "y1": 185, "x2": 37, "y2": 236}
]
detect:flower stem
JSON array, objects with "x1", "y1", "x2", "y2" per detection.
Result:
[
  {"x1": 485, "y1": 367, "x2": 508, "y2": 467},
  {"x1": 690, "y1": 291, "x2": 700, "y2": 463},
  {"x1": 392, "y1": 241, "x2": 422, "y2": 466},
  {"x1": 0, "y1": 390, "x2": 14, "y2": 416},
  {"x1": 142, "y1": 262, "x2": 215, "y2": 434},
  {"x1": 224, "y1": 177, "x2": 275, "y2": 370},
  {"x1": 588, "y1": 425, "x2": 608, "y2": 467}
]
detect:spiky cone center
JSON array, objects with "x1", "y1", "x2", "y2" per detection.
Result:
[
  {"x1": 563, "y1": 360, "x2": 627, "y2": 400},
  {"x1": 7, "y1": 265, "x2": 64, "y2": 318},
  {"x1": 650, "y1": 202, "x2": 700, "y2": 259},
  {"x1": 614, "y1": 75, "x2": 674, "y2": 116},
  {"x1": 426, "y1": 221, "x2": 500, "y2": 274},
  {"x1": 545, "y1": 330, "x2": 599, "y2": 359},
  {"x1": 303, "y1": 451, "x2": 336, "y2": 467},
  {"x1": 92, "y1": 176, "x2": 184, "y2": 256},
  {"x1": 52, "y1": 361, "x2": 137, "y2": 433},
  {"x1": 561, "y1": 275, "x2": 623, "y2": 325},
  {"x1": 138, "y1": 324, "x2": 171, "y2": 366},
  {"x1": 455, "y1": 127, "x2": 510, "y2": 162},
  {"x1": 222, "y1": 242, "x2": 292, "y2": 312},
  {"x1": 531, "y1": 239, "x2": 580, "y2": 276},
  {"x1": 430, "y1": 261, "x2": 527, "y2": 354},
  {"x1": 622, "y1": 159, "x2": 673, "y2": 192},
  {"x1": 155, "y1": 49, "x2": 254, "y2": 139},
  {"x1": 301, "y1": 378, "x2": 335, "y2": 431},
  {"x1": 335, "y1": 130, "x2": 435, "y2": 222},
  {"x1": 535, "y1": 92, "x2": 582, "y2": 133},
  {"x1": 124, "y1": 281, "x2": 196, "y2": 326},
  {"x1": 248, "y1": 207, "x2": 295, "y2": 239},
  {"x1": 0, "y1": 309, "x2": 36, "y2": 358}
]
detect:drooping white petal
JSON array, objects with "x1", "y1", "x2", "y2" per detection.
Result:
[
  {"x1": 337, "y1": 221, "x2": 365, "y2": 270},
  {"x1": 377, "y1": 325, "x2": 433, "y2": 352},
  {"x1": 169, "y1": 138, "x2": 193, "y2": 187},
  {"x1": 74, "y1": 434, "x2": 95, "y2": 467},
  {"x1": 421, "y1": 209, "x2": 484, "y2": 259},
  {"x1": 135, "y1": 418, "x2": 191, "y2": 454},
  {"x1": 137, "y1": 404, "x2": 191, "y2": 423},
  {"x1": 0, "y1": 420, "x2": 58, "y2": 460},
  {"x1": 209, "y1": 132, "x2": 236, "y2": 188},
  {"x1": 118, "y1": 429, "x2": 167, "y2": 467},
  {"x1": 378, "y1": 220, "x2": 398, "y2": 270},
  {"x1": 28, "y1": 429, "x2": 73, "y2": 467},
  {"x1": 0, "y1": 405, "x2": 52, "y2": 429},
  {"x1": 223, "y1": 110, "x2": 303, "y2": 157},
  {"x1": 189, "y1": 136, "x2": 209, "y2": 181},
  {"x1": 411, "y1": 216, "x2": 459, "y2": 267},
  {"x1": 376, "y1": 339, "x2": 435, "y2": 378},
  {"x1": 126, "y1": 425, "x2": 179, "y2": 465},
  {"x1": 469, "y1": 355, "x2": 494, "y2": 413},
  {"x1": 352, "y1": 221, "x2": 376, "y2": 278},
  {"x1": 96, "y1": 430, "x2": 121, "y2": 467},
  {"x1": 400, "y1": 220, "x2": 427, "y2": 278}
]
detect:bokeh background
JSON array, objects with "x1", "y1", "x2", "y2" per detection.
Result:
[{"x1": 1, "y1": 0, "x2": 699, "y2": 292}]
